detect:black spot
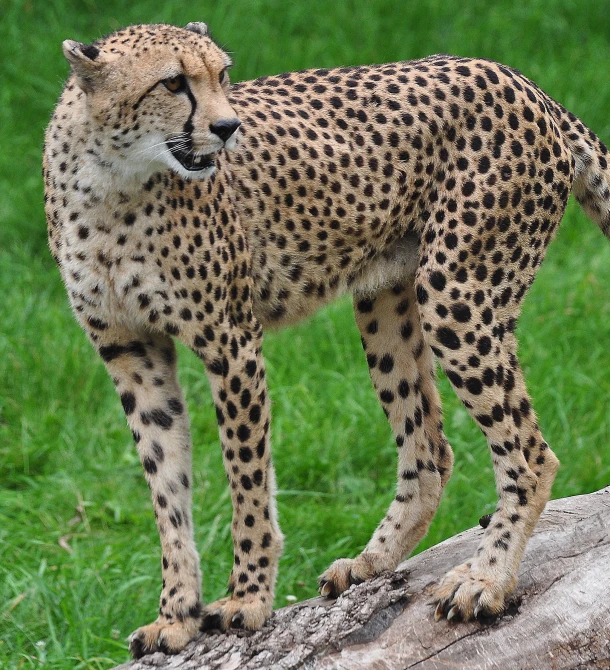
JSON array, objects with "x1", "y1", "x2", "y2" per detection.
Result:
[
  {"x1": 466, "y1": 377, "x2": 483, "y2": 395},
  {"x1": 379, "y1": 354, "x2": 395, "y2": 374},
  {"x1": 230, "y1": 376, "x2": 241, "y2": 394},
  {"x1": 430, "y1": 271, "x2": 446, "y2": 291},
  {"x1": 87, "y1": 316, "x2": 108, "y2": 331},
  {"x1": 478, "y1": 336, "x2": 492, "y2": 355},
  {"x1": 152, "y1": 441, "x2": 165, "y2": 462},
  {"x1": 446, "y1": 370, "x2": 464, "y2": 388},
  {"x1": 437, "y1": 327, "x2": 461, "y2": 350},
  {"x1": 143, "y1": 456, "x2": 157, "y2": 474},
  {"x1": 188, "y1": 603, "x2": 202, "y2": 619},
  {"x1": 120, "y1": 392, "x2": 136, "y2": 415},
  {"x1": 256, "y1": 438, "x2": 265, "y2": 458},
  {"x1": 445, "y1": 233, "x2": 458, "y2": 249},
  {"x1": 357, "y1": 298, "x2": 375, "y2": 313},
  {"x1": 239, "y1": 447, "x2": 253, "y2": 462},
  {"x1": 492, "y1": 404, "x2": 504, "y2": 422},
  {"x1": 416, "y1": 285, "x2": 429, "y2": 305},
  {"x1": 380, "y1": 389, "x2": 394, "y2": 403},
  {"x1": 401, "y1": 322, "x2": 413, "y2": 340},
  {"x1": 478, "y1": 156, "x2": 490, "y2": 174},
  {"x1": 99, "y1": 341, "x2": 146, "y2": 362},
  {"x1": 141, "y1": 409, "x2": 173, "y2": 430},
  {"x1": 491, "y1": 269, "x2": 504, "y2": 286},
  {"x1": 168, "y1": 398, "x2": 183, "y2": 415},
  {"x1": 451, "y1": 303, "x2": 471, "y2": 323},
  {"x1": 237, "y1": 424, "x2": 251, "y2": 442}
]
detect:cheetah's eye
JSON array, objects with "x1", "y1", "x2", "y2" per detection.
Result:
[
  {"x1": 219, "y1": 68, "x2": 229, "y2": 85},
  {"x1": 162, "y1": 75, "x2": 187, "y2": 93}
]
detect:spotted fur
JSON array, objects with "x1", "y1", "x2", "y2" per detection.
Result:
[{"x1": 43, "y1": 22, "x2": 610, "y2": 657}]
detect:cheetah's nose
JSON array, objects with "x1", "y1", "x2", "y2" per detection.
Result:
[{"x1": 210, "y1": 119, "x2": 241, "y2": 143}]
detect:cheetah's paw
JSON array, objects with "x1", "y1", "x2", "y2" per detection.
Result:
[
  {"x1": 200, "y1": 595, "x2": 272, "y2": 631},
  {"x1": 432, "y1": 562, "x2": 510, "y2": 622},
  {"x1": 128, "y1": 618, "x2": 200, "y2": 658},
  {"x1": 318, "y1": 553, "x2": 386, "y2": 598}
]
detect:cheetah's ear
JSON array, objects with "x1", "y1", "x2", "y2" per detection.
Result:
[
  {"x1": 62, "y1": 39, "x2": 107, "y2": 93},
  {"x1": 184, "y1": 22, "x2": 209, "y2": 36}
]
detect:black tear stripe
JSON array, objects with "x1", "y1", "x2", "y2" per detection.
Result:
[{"x1": 183, "y1": 82, "x2": 197, "y2": 136}]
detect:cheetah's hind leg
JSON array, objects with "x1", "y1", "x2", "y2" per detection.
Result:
[
  {"x1": 319, "y1": 281, "x2": 454, "y2": 597},
  {"x1": 416, "y1": 262, "x2": 559, "y2": 622}
]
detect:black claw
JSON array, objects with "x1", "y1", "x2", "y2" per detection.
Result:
[
  {"x1": 129, "y1": 636, "x2": 147, "y2": 660},
  {"x1": 157, "y1": 638, "x2": 171, "y2": 655},
  {"x1": 200, "y1": 612, "x2": 222, "y2": 632},
  {"x1": 231, "y1": 612, "x2": 244, "y2": 629},
  {"x1": 438, "y1": 586, "x2": 461, "y2": 619},
  {"x1": 447, "y1": 607, "x2": 463, "y2": 623},
  {"x1": 439, "y1": 599, "x2": 452, "y2": 618},
  {"x1": 479, "y1": 513, "x2": 493, "y2": 529},
  {"x1": 318, "y1": 579, "x2": 340, "y2": 599}
]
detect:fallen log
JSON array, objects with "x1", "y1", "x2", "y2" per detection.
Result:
[{"x1": 114, "y1": 487, "x2": 610, "y2": 670}]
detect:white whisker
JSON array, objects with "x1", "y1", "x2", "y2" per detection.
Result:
[{"x1": 132, "y1": 134, "x2": 193, "y2": 158}]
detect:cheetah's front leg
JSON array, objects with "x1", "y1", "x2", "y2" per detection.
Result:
[
  {"x1": 91, "y1": 328, "x2": 202, "y2": 658},
  {"x1": 194, "y1": 322, "x2": 283, "y2": 631}
]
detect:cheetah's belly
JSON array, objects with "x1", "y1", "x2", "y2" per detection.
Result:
[{"x1": 249, "y1": 231, "x2": 421, "y2": 328}]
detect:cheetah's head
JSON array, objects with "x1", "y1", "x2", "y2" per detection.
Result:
[{"x1": 62, "y1": 22, "x2": 240, "y2": 182}]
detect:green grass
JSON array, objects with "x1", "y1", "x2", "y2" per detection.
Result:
[{"x1": 2, "y1": 0, "x2": 610, "y2": 667}]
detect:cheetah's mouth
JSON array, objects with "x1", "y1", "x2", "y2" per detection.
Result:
[{"x1": 167, "y1": 140, "x2": 216, "y2": 172}]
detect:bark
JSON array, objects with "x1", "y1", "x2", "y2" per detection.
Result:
[{"x1": 114, "y1": 487, "x2": 610, "y2": 670}]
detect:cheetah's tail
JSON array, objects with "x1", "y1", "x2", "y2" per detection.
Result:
[{"x1": 553, "y1": 104, "x2": 610, "y2": 238}]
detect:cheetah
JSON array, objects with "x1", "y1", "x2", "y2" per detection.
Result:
[{"x1": 43, "y1": 21, "x2": 610, "y2": 658}]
